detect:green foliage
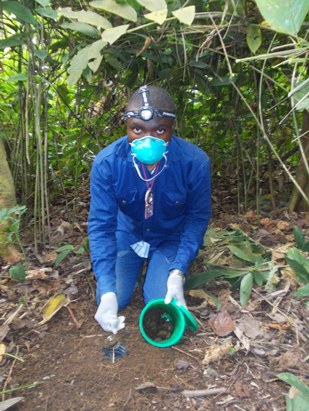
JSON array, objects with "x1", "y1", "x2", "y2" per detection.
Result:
[
  {"x1": 0, "y1": 0, "x2": 308, "y2": 249},
  {"x1": 285, "y1": 227, "x2": 309, "y2": 298},
  {"x1": 0, "y1": 206, "x2": 27, "y2": 253},
  {"x1": 246, "y1": 25, "x2": 262, "y2": 54},
  {"x1": 294, "y1": 284, "x2": 309, "y2": 298},
  {"x1": 289, "y1": 78, "x2": 309, "y2": 112},
  {"x1": 54, "y1": 242, "x2": 87, "y2": 266},
  {"x1": 255, "y1": 0, "x2": 309, "y2": 35},
  {"x1": 239, "y1": 272, "x2": 253, "y2": 307},
  {"x1": 186, "y1": 229, "x2": 271, "y2": 307},
  {"x1": 285, "y1": 248, "x2": 309, "y2": 285},
  {"x1": 277, "y1": 372, "x2": 309, "y2": 411},
  {"x1": 9, "y1": 263, "x2": 26, "y2": 282},
  {"x1": 293, "y1": 226, "x2": 309, "y2": 252},
  {"x1": 1, "y1": 1, "x2": 37, "y2": 25}
]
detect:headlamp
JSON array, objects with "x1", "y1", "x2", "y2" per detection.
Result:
[
  {"x1": 123, "y1": 85, "x2": 176, "y2": 121},
  {"x1": 123, "y1": 107, "x2": 176, "y2": 121}
]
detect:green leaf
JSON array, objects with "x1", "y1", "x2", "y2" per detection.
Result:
[
  {"x1": 0, "y1": 35, "x2": 23, "y2": 49},
  {"x1": 246, "y1": 24, "x2": 262, "y2": 54},
  {"x1": 289, "y1": 78, "x2": 309, "y2": 112},
  {"x1": 293, "y1": 226, "x2": 305, "y2": 249},
  {"x1": 36, "y1": 7, "x2": 57, "y2": 20},
  {"x1": 6, "y1": 74, "x2": 27, "y2": 82},
  {"x1": 0, "y1": 208, "x2": 8, "y2": 221},
  {"x1": 60, "y1": 22, "x2": 100, "y2": 38},
  {"x1": 10, "y1": 264, "x2": 26, "y2": 282},
  {"x1": 285, "y1": 248, "x2": 309, "y2": 284},
  {"x1": 34, "y1": 49, "x2": 49, "y2": 60},
  {"x1": 144, "y1": 8, "x2": 167, "y2": 25},
  {"x1": 303, "y1": 242, "x2": 309, "y2": 252},
  {"x1": 87, "y1": 39, "x2": 106, "y2": 72},
  {"x1": 286, "y1": 393, "x2": 309, "y2": 411},
  {"x1": 105, "y1": 54, "x2": 122, "y2": 70},
  {"x1": 101, "y1": 24, "x2": 129, "y2": 45},
  {"x1": 239, "y1": 272, "x2": 253, "y2": 307},
  {"x1": 278, "y1": 373, "x2": 309, "y2": 396},
  {"x1": 67, "y1": 45, "x2": 92, "y2": 85},
  {"x1": 2, "y1": 1, "x2": 37, "y2": 25},
  {"x1": 90, "y1": 0, "x2": 137, "y2": 22},
  {"x1": 294, "y1": 283, "x2": 309, "y2": 298},
  {"x1": 211, "y1": 76, "x2": 234, "y2": 86},
  {"x1": 228, "y1": 244, "x2": 259, "y2": 263},
  {"x1": 255, "y1": 0, "x2": 309, "y2": 35},
  {"x1": 58, "y1": 7, "x2": 112, "y2": 29},
  {"x1": 190, "y1": 60, "x2": 208, "y2": 69},
  {"x1": 55, "y1": 244, "x2": 74, "y2": 252},
  {"x1": 184, "y1": 270, "x2": 222, "y2": 290},
  {"x1": 55, "y1": 84, "x2": 70, "y2": 105},
  {"x1": 136, "y1": 0, "x2": 166, "y2": 12},
  {"x1": 292, "y1": 225, "x2": 309, "y2": 251},
  {"x1": 54, "y1": 250, "x2": 72, "y2": 266},
  {"x1": 253, "y1": 270, "x2": 266, "y2": 286},
  {"x1": 185, "y1": 265, "x2": 249, "y2": 290},
  {"x1": 74, "y1": 246, "x2": 85, "y2": 255},
  {"x1": 172, "y1": 6, "x2": 195, "y2": 25},
  {"x1": 36, "y1": 0, "x2": 51, "y2": 6}
]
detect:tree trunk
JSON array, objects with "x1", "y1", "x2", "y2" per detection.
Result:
[
  {"x1": 0, "y1": 139, "x2": 22, "y2": 262},
  {"x1": 289, "y1": 110, "x2": 309, "y2": 212}
]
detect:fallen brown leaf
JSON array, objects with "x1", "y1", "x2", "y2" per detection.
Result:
[
  {"x1": 264, "y1": 322, "x2": 291, "y2": 331},
  {"x1": 277, "y1": 350, "x2": 302, "y2": 370},
  {"x1": 202, "y1": 341, "x2": 232, "y2": 365},
  {"x1": 276, "y1": 220, "x2": 290, "y2": 230},
  {"x1": 236, "y1": 314, "x2": 264, "y2": 339},
  {"x1": 234, "y1": 379, "x2": 251, "y2": 397},
  {"x1": 209, "y1": 310, "x2": 235, "y2": 336}
]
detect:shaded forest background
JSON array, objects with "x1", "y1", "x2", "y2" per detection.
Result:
[{"x1": 0, "y1": 0, "x2": 308, "y2": 255}]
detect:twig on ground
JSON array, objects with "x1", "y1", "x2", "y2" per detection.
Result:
[
  {"x1": 123, "y1": 388, "x2": 132, "y2": 409},
  {"x1": 182, "y1": 387, "x2": 227, "y2": 397},
  {"x1": 171, "y1": 346, "x2": 201, "y2": 362},
  {"x1": 66, "y1": 306, "x2": 83, "y2": 329},
  {"x1": 2, "y1": 346, "x2": 20, "y2": 401}
]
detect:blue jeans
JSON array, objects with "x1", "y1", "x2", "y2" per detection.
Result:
[{"x1": 115, "y1": 241, "x2": 179, "y2": 310}]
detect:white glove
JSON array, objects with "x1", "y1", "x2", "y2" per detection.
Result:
[
  {"x1": 95, "y1": 292, "x2": 125, "y2": 334},
  {"x1": 164, "y1": 270, "x2": 187, "y2": 308}
]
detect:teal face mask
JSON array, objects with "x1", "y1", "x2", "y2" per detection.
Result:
[{"x1": 130, "y1": 136, "x2": 168, "y2": 165}]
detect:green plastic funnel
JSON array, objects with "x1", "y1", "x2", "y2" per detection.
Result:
[{"x1": 139, "y1": 298, "x2": 198, "y2": 348}]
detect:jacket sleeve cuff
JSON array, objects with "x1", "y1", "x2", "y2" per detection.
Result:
[{"x1": 95, "y1": 277, "x2": 116, "y2": 305}]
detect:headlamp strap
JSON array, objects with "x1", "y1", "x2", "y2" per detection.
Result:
[
  {"x1": 123, "y1": 85, "x2": 176, "y2": 121},
  {"x1": 139, "y1": 85, "x2": 150, "y2": 108}
]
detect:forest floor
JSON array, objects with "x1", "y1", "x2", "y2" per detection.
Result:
[{"x1": 0, "y1": 184, "x2": 308, "y2": 411}]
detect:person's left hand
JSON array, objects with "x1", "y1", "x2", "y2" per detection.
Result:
[{"x1": 164, "y1": 270, "x2": 187, "y2": 308}]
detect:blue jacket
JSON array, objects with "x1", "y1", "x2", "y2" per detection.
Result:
[{"x1": 88, "y1": 135, "x2": 211, "y2": 298}]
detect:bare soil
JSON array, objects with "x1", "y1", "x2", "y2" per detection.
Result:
[{"x1": 12, "y1": 283, "x2": 287, "y2": 411}]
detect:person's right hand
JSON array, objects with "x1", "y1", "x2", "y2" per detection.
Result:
[{"x1": 95, "y1": 292, "x2": 125, "y2": 334}]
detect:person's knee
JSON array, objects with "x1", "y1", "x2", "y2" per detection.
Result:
[
  {"x1": 118, "y1": 296, "x2": 131, "y2": 311},
  {"x1": 143, "y1": 286, "x2": 165, "y2": 305}
]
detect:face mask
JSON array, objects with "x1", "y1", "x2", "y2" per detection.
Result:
[{"x1": 130, "y1": 136, "x2": 168, "y2": 165}]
